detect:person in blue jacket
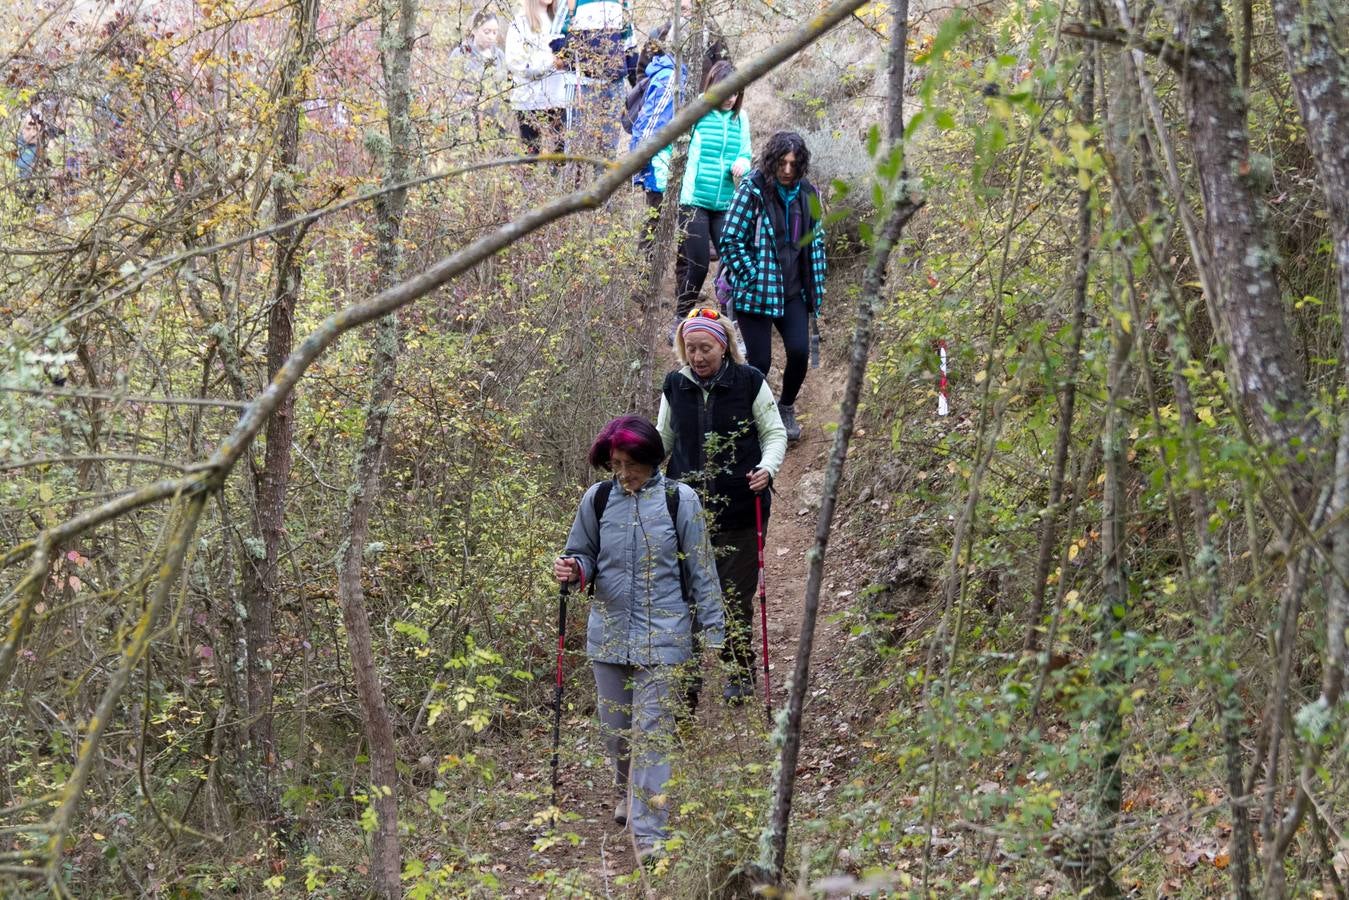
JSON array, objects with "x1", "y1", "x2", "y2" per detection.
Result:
[
  {"x1": 627, "y1": 26, "x2": 685, "y2": 256},
  {"x1": 554, "y1": 415, "x2": 723, "y2": 864}
]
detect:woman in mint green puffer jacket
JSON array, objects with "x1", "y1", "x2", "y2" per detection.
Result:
[{"x1": 653, "y1": 60, "x2": 751, "y2": 322}]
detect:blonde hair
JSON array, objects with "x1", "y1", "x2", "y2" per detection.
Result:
[
  {"x1": 674, "y1": 307, "x2": 746, "y2": 367},
  {"x1": 524, "y1": 0, "x2": 555, "y2": 34}
]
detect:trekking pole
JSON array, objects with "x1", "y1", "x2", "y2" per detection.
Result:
[
  {"x1": 755, "y1": 494, "x2": 772, "y2": 718},
  {"x1": 550, "y1": 579, "x2": 571, "y2": 823}
]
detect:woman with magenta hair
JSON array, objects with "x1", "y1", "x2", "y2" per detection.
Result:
[
  {"x1": 553, "y1": 414, "x2": 723, "y2": 864},
  {"x1": 658, "y1": 308, "x2": 786, "y2": 706}
]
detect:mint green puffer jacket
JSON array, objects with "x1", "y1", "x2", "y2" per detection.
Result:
[{"x1": 653, "y1": 108, "x2": 751, "y2": 211}]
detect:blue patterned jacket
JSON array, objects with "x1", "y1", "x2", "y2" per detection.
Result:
[{"x1": 719, "y1": 170, "x2": 827, "y2": 317}]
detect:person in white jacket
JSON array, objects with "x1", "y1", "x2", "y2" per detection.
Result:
[{"x1": 504, "y1": 0, "x2": 573, "y2": 156}]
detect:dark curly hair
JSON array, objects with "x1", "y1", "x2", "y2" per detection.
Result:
[{"x1": 757, "y1": 131, "x2": 811, "y2": 183}]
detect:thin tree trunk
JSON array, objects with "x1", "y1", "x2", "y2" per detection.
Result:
[
  {"x1": 1085, "y1": 278, "x2": 1132, "y2": 898},
  {"x1": 1024, "y1": 44, "x2": 1093, "y2": 653},
  {"x1": 1255, "y1": 2, "x2": 1349, "y2": 860},
  {"x1": 333, "y1": 0, "x2": 416, "y2": 896},
  {"x1": 1100, "y1": 18, "x2": 1257, "y2": 893},
  {"x1": 632, "y1": 0, "x2": 687, "y2": 417},
  {"x1": 242, "y1": 0, "x2": 320, "y2": 820},
  {"x1": 758, "y1": 0, "x2": 921, "y2": 883}
]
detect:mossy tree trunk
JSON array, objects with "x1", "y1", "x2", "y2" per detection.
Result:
[
  {"x1": 333, "y1": 0, "x2": 418, "y2": 896},
  {"x1": 1264, "y1": 3, "x2": 1349, "y2": 887},
  {"x1": 242, "y1": 0, "x2": 319, "y2": 825},
  {"x1": 1160, "y1": 0, "x2": 1318, "y2": 468}
]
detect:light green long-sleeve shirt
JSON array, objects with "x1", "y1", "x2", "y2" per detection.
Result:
[{"x1": 655, "y1": 366, "x2": 787, "y2": 478}]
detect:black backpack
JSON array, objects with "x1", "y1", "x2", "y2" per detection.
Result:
[
  {"x1": 621, "y1": 75, "x2": 651, "y2": 135},
  {"x1": 591, "y1": 480, "x2": 689, "y2": 605}
]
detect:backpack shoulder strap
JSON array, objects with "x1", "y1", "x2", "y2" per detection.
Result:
[
  {"x1": 593, "y1": 479, "x2": 614, "y2": 522},
  {"x1": 665, "y1": 484, "x2": 681, "y2": 551},
  {"x1": 588, "y1": 480, "x2": 615, "y2": 595},
  {"x1": 666, "y1": 483, "x2": 691, "y2": 608}
]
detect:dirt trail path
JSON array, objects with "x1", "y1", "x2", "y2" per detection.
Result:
[{"x1": 507, "y1": 325, "x2": 860, "y2": 897}]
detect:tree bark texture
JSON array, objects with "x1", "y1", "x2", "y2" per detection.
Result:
[
  {"x1": 243, "y1": 0, "x2": 320, "y2": 814},
  {"x1": 1269, "y1": 0, "x2": 1349, "y2": 343},
  {"x1": 333, "y1": 0, "x2": 417, "y2": 895},
  {"x1": 1264, "y1": 19, "x2": 1349, "y2": 871},
  {"x1": 1163, "y1": 0, "x2": 1316, "y2": 464}
]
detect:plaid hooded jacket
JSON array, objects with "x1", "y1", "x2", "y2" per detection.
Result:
[{"x1": 719, "y1": 170, "x2": 827, "y2": 318}]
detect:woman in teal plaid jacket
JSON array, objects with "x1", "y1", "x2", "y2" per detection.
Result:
[{"x1": 718, "y1": 131, "x2": 826, "y2": 442}]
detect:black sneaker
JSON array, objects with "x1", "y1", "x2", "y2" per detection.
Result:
[{"x1": 778, "y1": 403, "x2": 802, "y2": 442}]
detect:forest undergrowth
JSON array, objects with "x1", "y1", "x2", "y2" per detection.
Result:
[{"x1": 3, "y1": 0, "x2": 1348, "y2": 897}]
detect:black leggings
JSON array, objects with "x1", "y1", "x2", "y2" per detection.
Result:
[
  {"x1": 713, "y1": 526, "x2": 761, "y2": 677},
  {"x1": 517, "y1": 108, "x2": 565, "y2": 156},
  {"x1": 675, "y1": 205, "x2": 726, "y2": 318},
  {"x1": 739, "y1": 293, "x2": 810, "y2": 406},
  {"x1": 684, "y1": 523, "x2": 765, "y2": 711}
]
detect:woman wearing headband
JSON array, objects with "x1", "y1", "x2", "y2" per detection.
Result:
[{"x1": 657, "y1": 308, "x2": 786, "y2": 706}]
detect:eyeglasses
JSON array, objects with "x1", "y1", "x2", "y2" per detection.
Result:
[{"x1": 685, "y1": 308, "x2": 721, "y2": 320}]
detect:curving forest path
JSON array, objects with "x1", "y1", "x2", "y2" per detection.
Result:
[{"x1": 493, "y1": 294, "x2": 869, "y2": 897}]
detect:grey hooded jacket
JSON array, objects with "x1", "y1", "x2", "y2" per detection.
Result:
[{"x1": 562, "y1": 473, "x2": 725, "y2": 666}]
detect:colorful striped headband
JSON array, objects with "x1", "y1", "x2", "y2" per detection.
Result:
[{"x1": 681, "y1": 317, "x2": 728, "y2": 348}]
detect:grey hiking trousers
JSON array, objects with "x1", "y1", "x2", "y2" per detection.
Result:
[{"x1": 592, "y1": 661, "x2": 678, "y2": 848}]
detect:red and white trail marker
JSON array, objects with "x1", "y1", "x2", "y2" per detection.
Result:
[{"x1": 937, "y1": 340, "x2": 950, "y2": 417}]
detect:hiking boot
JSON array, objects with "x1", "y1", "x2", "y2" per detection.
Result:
[
  {"x1": 778, "y1": 403, "x2": 802, "y2": 442},
  {"x1": 723, "y1": 674, "x2": 755, "y2": 705},
  {"x1": 613, "y1": 796, "x2": 628, "y2": 827}
]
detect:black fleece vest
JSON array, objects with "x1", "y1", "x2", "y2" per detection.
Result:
[{"x1": 663, "y1": 362, "x2": 770, "y2": 532}]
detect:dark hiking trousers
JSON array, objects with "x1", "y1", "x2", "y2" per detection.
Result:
[
  {"x1": 713, "y1": 526, "x2": 760, "y2": 678},
  {"x1": 675, "y1": 205, "x2": 727, "y2": 318},
  {"x1": 739, "y1": 290, "x2": 811, "y2": 406},
  {"x1": 683, "y1": 524, "x2": 762, "y2": 712}
]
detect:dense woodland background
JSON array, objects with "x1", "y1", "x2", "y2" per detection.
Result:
[{"x1": 2, "y1": 0, "x2": 1347, "y2": 896}]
